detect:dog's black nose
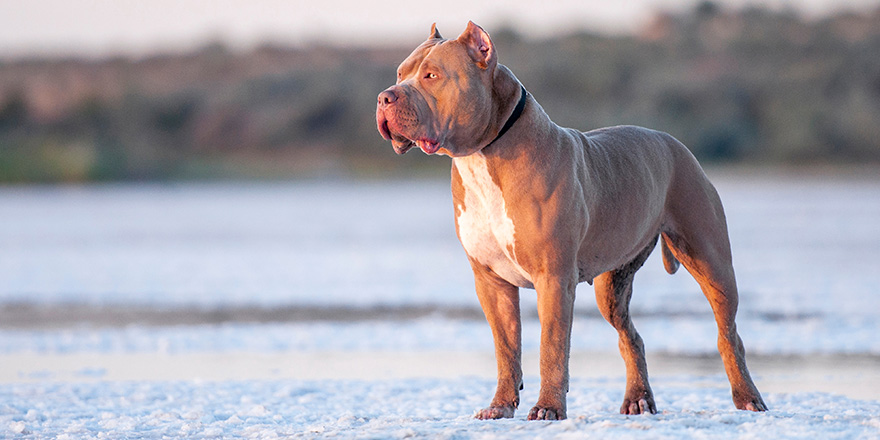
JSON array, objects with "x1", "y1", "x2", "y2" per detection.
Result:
[{"x1": 378, "y1": 89, "x2": 398, "y2": 105}]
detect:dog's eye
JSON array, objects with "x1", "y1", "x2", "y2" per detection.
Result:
[{"x1": 424, "y1": 72, "x2": 438, "y2": 80}]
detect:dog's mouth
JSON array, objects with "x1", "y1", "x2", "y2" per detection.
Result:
[
  {"x1": 416, "y1": 138, "x2": 440, "y2": 154},
  {"x1": 378, "y1": 112, "x2": 440, "y2": 155},
  {"x1": 392, "y1": 136, "x2": 440, "y2": 155},
  {"x1": 391, "y1": 135, "x2": 415, "y2": 155},
  {"x1": 378, "y1": 111, "x2": 411, "y2": 155}
]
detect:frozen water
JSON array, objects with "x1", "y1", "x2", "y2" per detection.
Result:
[
  {"x1": 1, "y1": 174, "x2": 878, "y2": 318},
  {"x1": 0, "y1": 180, "x2": 472, "y2": 307}
]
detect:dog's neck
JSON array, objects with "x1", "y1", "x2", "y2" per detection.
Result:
[
  {"x1": 485, "y1": 85, "x2": 528, "y2": 148},
  {"x1": 477, "y1": 64, "x2": 527, "y2": 151}
]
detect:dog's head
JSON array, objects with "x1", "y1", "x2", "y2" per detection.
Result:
[{"x1": 376, "y1": 22, "x2": 499, "y2": 157}]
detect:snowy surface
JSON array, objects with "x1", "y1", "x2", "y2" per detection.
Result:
[
  {"x1": 4, "y1": 377, "x2": 880, "y2": 439},
  {"x1": 2, "y1": 172, "x2": 880, "y2": 438}
]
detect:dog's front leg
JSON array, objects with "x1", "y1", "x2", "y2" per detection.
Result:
[
  {"x1": 528, "y1": 276, "x2": 576, "y2": 421},
  {"x1": 471, "y1": 263, "x2": 522, "y2": 420}
]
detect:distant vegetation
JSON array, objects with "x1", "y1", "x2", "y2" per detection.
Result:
[{"x1": 1, "y1": 2, "x2": 879, "y2": 182}]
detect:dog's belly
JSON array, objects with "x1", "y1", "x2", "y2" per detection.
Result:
[{"x1": 454, "y1": 153, "x2": 534, "y2": 289}]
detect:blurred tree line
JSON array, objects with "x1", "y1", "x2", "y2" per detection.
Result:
[{"x1": 1, "y1": 2, "x2": 879, "y2": 182}]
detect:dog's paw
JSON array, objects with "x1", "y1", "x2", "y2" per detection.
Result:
[
  {"x1": 736, "y1": 395, "x2": 768, "y2": 412},
  {"x1": 745, "y1": 401, "x2": 767, "y2": 411},
  {"x1": 620, "y1": 397, "x2": 657, "y2": 415},
  {"x1": 619, "y1": 386, "x2": 656, "y2": 415},
  {"x1": 474, "y1": 405, "x2": 515, "y2": 420},
  {"x1": 733, "y1": 388, "x2": 768, "y2": 412},
  {"x1": 527, "y1": 405, "x2": 566, "y2": 421}
]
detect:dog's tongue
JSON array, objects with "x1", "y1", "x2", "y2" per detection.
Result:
[{"x1": 418, "y1": 139, "x2": 440, "y2": 154}]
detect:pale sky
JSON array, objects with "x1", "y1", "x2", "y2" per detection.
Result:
[{"x1": 1, "y1": 0, "x2": 878, "y2": 58}]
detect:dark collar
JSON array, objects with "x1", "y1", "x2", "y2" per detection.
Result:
[{"x1": 486, "y1": 85, "x2": 528, "y2": 147}]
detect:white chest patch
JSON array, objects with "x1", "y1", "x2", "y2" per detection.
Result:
[{"x1": 454, "y1": 153, "x2": 533, "y2": 288}]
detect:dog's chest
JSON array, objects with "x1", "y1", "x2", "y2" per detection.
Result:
[{"x1": 453, "y1": 153, "x2": 533, "y2": 288}]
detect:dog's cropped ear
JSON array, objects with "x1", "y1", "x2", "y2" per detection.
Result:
[
  {"x1": 429, "y1": 23, "x2": 443, "y2": 40},
  {"x1": 457, "y1": 21, "x2": 496, "y2": 70}
]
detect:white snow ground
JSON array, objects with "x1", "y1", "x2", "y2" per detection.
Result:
[
  {"x1": 4, "y1": 378, "x2": 880, "y2": 439},
  {"x1": 2, "y1": 172, "x2": 880, "y2": 438}
]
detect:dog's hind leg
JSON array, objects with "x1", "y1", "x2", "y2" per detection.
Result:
[
  {"x1": 593, "y1": 236, "x2": 658, "y2": 415},
  {"x1": 662, "y1": 166, "x2": 767, "y2": 411}
]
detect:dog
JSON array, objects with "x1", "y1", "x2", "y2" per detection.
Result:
[{"x1": 376, "y1": 21, "x2": 767, "y2": 420}]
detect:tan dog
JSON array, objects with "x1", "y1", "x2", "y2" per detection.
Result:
[{"x1": 376, "y1": 22, "x2": 767, "y2": 420}]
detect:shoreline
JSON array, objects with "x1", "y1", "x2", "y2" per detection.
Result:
[{"x1": 4, "y1": 350, "x2": 878, "y2": 401}]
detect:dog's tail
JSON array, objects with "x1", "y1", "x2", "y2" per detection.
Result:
[{"x1": 660, "y1": 234, "x2": 680, "y2": 275}]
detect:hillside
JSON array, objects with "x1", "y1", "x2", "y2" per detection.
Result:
[{"x1": 1, "y1": 3, "x2": 879, "y2": 182}]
